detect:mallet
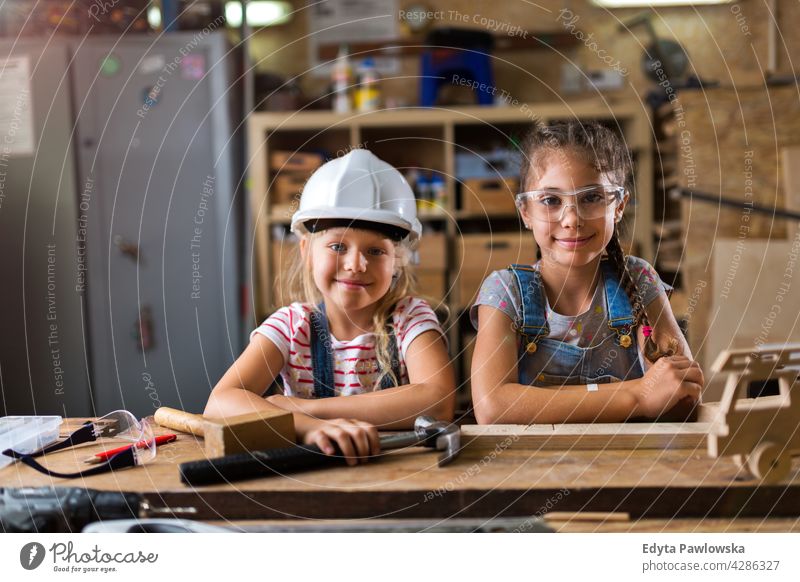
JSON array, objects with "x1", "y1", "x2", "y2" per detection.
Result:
[{"x1": 153, "y1": 407, "x2": 295, "y2": 457}]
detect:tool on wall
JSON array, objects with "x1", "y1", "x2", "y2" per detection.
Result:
[
  {"x1": 178, "y1": 415, "x2": 461, "y2": 486},
  {"x1": 674, "y1": 188, "x2": 800, "y2": 224},
  {"x1": 619, "y1": 11, "x2": 716, "y2": 109}
]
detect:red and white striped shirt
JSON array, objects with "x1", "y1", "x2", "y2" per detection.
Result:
[{"x1": 252, "y1": 297, "x2": 444, "y2": 398}]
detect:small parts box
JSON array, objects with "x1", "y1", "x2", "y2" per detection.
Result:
[
  {"x1": 415, "y1": 269, "x2": 447, "y2": 301},
  {"x1": 416, "y1": 232, "x2": 446, "y2": 270},
  {"x1": 455, "y1": 232, "x2": 537, "y2": 306},
  {"x1": 461, "y1": 177, "x2": 519, "y2": 214},
  {"x1": 269, "y1": 150, "x2": 324, "y2": 173},
  {"x1": 270, "y1": 174, "x2": 306, "y2": 214}
]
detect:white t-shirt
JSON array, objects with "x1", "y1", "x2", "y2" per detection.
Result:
[{"x1": 252, "y1": 297, "x2": 444, "y2": 398}]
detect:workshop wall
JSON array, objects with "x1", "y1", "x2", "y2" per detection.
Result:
[{"x1": 246, "y1": 0, "x2": 800, "y2": 106}]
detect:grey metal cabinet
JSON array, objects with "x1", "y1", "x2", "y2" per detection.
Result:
[
  {"x1": 72, "y1": 33, "x2": 241, "y2": 417},
  {"x1": 0, "y1": 40, "x2": 91, "y2": 416},
  {"x1": 0, "y1": 33, "x2": 242, "y2": 418}
]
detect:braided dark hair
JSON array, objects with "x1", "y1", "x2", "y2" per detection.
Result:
[{"x1": 519, "y1": 120, "x2": 670, "y2": 362}]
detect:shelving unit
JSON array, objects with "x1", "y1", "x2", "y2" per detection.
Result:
[{"x1": 247, "y1": 101, "x2": 653, "y2": 408}]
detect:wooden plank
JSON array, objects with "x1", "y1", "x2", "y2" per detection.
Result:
[
  {"x1": 247, "y1": 101, "x2": 644, "y2": 132},
  {"x1": 461, "y1": 422, "x2": 711, "y2": 451},
  {"x1": 706, "y1": 240, "x2": 800, "y2": 398},
  {"x1": 317, "y1": 33, "x2": 581, "y2": 60},
  {"x1": 678, "y1": 87, "x2": 800, "y2": 369}
]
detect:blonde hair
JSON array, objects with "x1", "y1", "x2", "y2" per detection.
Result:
[{"x1": 285, "y1": 230, "x2": 418, "y2": 388}]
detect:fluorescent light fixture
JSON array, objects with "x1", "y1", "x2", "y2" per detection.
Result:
[
  {"x1": 225, "y1": 1, "x2": 292, "y2": 27},
  {"x1": 147, "y1": 4, "x2": 162, "y2": 29},
  {"x1": 592, "y1": 0, "x2": 733, "y2": 6}
]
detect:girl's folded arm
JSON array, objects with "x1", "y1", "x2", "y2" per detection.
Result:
[
  {"x1": 267, "y1": 330, "x2": 455, "y2": 429},
  {"x1": 204, "y1": 334, "x2": 288, "y2": 418},
  {"x1": 641, "y1": 291, "x2": 694, "y2": 361},
  {"x1": 203, "y1": 334, "x2": 342, "y2": 439},
  {"x1": 471, "y1": 305, "x2": 641, "y2": 424}
]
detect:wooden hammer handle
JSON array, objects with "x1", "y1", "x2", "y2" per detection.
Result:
[{"x1": 154, "y1": 407, "x2": 206, "y2": 437}]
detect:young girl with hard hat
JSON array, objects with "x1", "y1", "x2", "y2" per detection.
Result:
[{"x1": 205, "y1": 150, "x2": 455, "y2": 465}]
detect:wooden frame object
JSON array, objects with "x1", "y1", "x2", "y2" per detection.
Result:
[{"x1": 699, "y1": 344, "x2": 800, "y2": 484}]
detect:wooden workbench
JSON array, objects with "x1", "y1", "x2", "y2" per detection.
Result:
[{"x1": 2, "y1": 420, "x2": 799, "y2": 529}]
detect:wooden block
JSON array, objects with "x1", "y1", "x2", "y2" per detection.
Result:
[
  {"x1": 203, "y1": 410, "x2": 295, "y2": 457},
  {"x1": 461, "y1": 177, "x2": 519, "y2": 214},
  {"x1": 154, "y1": 407, "x2": 295, "y2": 457}
]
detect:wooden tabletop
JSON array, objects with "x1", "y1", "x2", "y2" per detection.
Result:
[{"x1": 2, "y1": 419, "x2": 798, "y2": 524}]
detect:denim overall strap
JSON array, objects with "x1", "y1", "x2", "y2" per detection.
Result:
[
  {"x1": 508, "y1": 264, "x2": 549, "y2": 350},
  {"x1": 309, "y1": 303, "x2": 336, "y2": 398},
  {"x1": 599, "y1": 259, "x2": 636, "y2": 345},
  {"x1": 310, "y1": 303, "x2": 402, "y2": 396}
]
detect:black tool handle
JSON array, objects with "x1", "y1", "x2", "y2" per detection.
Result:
[
  {"x1": 179, "y1": 444, "x2": 346, "y2": 486},
  {"x1": 0, "y1": 487, "x2": 142, "y2": 533}
]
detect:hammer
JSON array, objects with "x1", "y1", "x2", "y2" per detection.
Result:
[
  {"x1": 178, "y1": 416, "x2": 461, "y2": 486},
  {"x1": 153, "y1": 407, "x2": 295, "y2": 457}
]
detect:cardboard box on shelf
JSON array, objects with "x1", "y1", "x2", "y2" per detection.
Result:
[
  {"x1": 455, "y1": 232, "x2": 537, "y2": 307},
  {"x1": 417, "y1": 232, "x2": 446, "y2": 270},
  {"x1": 269, "y1": 150, "x2": 324, "y2": 173},
  {"x1": 270, "y1": 174, "x2": 306, "y2": 214},
  {"x1": 461, "y1": 177, "x2": 519, "y2": 214},
  {"x1": 414, "y1": 268, "x2": 447, "y2": 301}
]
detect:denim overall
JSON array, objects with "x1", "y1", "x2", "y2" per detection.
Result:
[
  {"x1": 308, "y1": 303, "x2": 401, "y2": 397},
  {"x1": 508, "y1": 260, "x2": 644, "y2": 387}
]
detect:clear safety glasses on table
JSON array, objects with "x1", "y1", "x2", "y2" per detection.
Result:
[{"x1": 2, "y1": 410, "x2": 156, "y2": 479}]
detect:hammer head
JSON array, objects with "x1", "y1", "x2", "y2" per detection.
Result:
[{"x1": 413, "y1": 416, "x2": 461, "y2": 466}]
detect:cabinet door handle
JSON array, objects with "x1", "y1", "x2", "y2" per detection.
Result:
[
  {"x1": 114, "y1": 235, "x2": 140, "y2": 261},
  {"x1": 134, "y1": 306, "x2": 155, "y2": 352}
]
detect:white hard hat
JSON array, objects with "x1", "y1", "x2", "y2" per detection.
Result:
[{"x1": 290, "y1": 149, "x2": 422, "y2": 242}]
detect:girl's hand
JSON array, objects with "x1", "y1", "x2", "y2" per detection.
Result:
[
  {"x1": 628, "y1": 356, "x2": 704, "y2": 419},
  {"x1": 300, "y1": 417, "x2": 381, "y2": 466}
]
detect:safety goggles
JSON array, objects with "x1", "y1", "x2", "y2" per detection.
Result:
[
  {"x1": 2, "y1": 410, "x2": 156, "y2": 479},
  {"x1": 515, "y1": 185, "x2": 625, "y2": 223}
]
